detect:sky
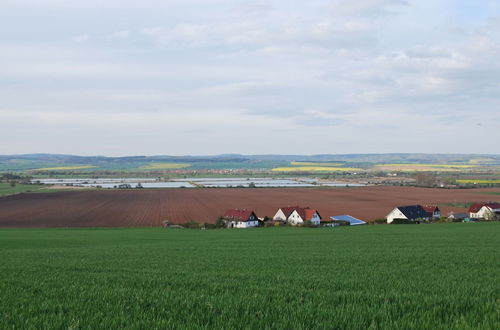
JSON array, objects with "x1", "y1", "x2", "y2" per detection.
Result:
[{"x1": 1, "y1": 0, "x2": 499, "y2": 156}]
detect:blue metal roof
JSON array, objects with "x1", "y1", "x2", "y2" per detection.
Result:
[{"x1": 330, "y1": 215, "x2": 367, "y2": 225}]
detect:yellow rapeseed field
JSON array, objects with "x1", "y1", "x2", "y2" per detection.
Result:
[
  {"x1": 35, "y1": 165, "x2": 97, "y2": 171},
  {"x1": 140, "y1": 163, "x2": 191, "y2": 170},
  {"x1": 290, "y1": 162, "x2": 344, "y2": 166},
  {"x1": 456, "y1": 179, "x2": 500, "y2": 184}
]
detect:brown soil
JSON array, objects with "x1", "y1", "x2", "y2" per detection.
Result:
[{"x1": 0, "y1": 187, "x2": 498, "y2": 227}]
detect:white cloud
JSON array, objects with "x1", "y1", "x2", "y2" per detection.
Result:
[
  {"x1": 0, "y1": 1, "x2": 499, "y2": 155},
  {"x1": 107, "y1": 30, "x2": 129, "y2": 40},
  {"x1": 73, "y1": 34, "x2": 90, "y2": 42}
]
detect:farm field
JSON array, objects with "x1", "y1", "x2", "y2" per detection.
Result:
[
  {"x1": 0, "y1": 224, "x2": 498, "y2": 329},
  {"x1": 1, "y1": 186, "x2": 500, "y2": 227}
]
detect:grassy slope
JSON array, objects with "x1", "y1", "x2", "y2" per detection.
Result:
[
  {"x1": 0, "y1": 183, "x2": 86, "y2": 197},
  {"x1": 0, "y1": 183, "x2": 44, "y2": 197},
  {"x1": 0, "y1": 224, "x2": 498, "y2": 329}
]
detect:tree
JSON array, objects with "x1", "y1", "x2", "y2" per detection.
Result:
[
  {"x1": 10, "y1": 181, "x2": 16, "y2": 187},
  {"x1": 415, "y1": 173, "x2": 436, "y2": 187},
  {"x1": 248, "y1": 182, "x2": 256, "y2": 188}
]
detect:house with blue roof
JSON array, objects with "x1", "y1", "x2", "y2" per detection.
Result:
[{"x1": 386, "y1": 205, "x2": 430, "y2": 224}]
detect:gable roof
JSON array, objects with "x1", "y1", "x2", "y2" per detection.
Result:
[
  {"x1": 397, "y1": 205, "x2": 429, "y2": 220},
  {"x1": 468, "y1": 203, "x2": 500, "y2": 213},
  {"x1": 330, "y1": 215, "x2": 366, "y2": 225},
  {"x1": 223, "y1": 209, "x2": 257, "y2": 222},
  {"x1": 422, "y1": 205, "x2": 440, "y2": 213},
  {"x1": 279, "y1": 206, "x2": 300, "y2": 218},
  {"x1": 288, "y1": 207, "x2": 321, "y2": 220}
]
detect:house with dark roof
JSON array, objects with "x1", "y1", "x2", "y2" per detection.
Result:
[
  {"x1": 386, "y1": 205, "x2": 430, "y2": 224},
  {"x1": 468, "y1": 203, "x2": 500, "y2": 220},
  {"x1": 273, "y1": 206, "x2": 321, "y2": 225},
  {"x1": 422, "y1": 205, "x2": 441, "y2": 219},
  {"x1": 223, "y1": 209, "x2": 259, "y2": 228},
  {"x1": 447, "y1": 212, "x2": 469, "y2": 221}
]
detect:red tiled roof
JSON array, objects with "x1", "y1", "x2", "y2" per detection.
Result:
[
  {"x1": 469, "y1": 203, "x2": 500, "y2": 213},
  {"x1": 422, "y1": 205, "x2": 440, "y2": 213},
  {"x1": 223, "y1": 209, "x2": 257, "y2": 222},
  {"x1": 279, "y1": 206, "x2": 300, "y2": 218}
]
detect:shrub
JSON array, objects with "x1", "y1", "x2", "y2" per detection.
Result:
[
  {"x1": 183, "y1": 221, "x2": 202, "y2": 229},
  {"x1": 391, "y1": 219, "x2": 419, "y2": 225},
  {"x1": 368, "y1": 218, "x2": 387, "y2": 225},
  {"x1": 215, "y1": 217, "x2": 227, "y2": 228}
]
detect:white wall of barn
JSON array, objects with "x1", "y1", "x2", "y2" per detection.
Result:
[
  {"x1": 273, "y1": 209, "x2": 287, "y2": 221},
  {"x1": 386, "y1": 208, "x2": 408, "y2": 224}
]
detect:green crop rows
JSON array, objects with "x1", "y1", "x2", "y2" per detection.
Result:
[{"x1": 0, "y1": 224, "x2": 498, "y2": 329}]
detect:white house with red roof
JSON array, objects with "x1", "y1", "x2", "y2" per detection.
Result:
[
  {"x1": 422, "y1": 205, "x2": 441, "y2": 219},
  {"x1": 223, "y1": 209, "x2": 259, "y2": 228},
  {"x1": 273, "y1": 206, "x2": 321, "y2": 225},
  {"x1": 468, "y1": 203, "x2": 500, "y2": 220}
]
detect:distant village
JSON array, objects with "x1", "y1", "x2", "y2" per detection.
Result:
[{"x1": 164, "y1": 202, "x2": 500, "y2": 229}]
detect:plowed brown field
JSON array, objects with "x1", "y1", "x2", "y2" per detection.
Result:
[{"x1": 0, "y1": 187, "x2": 499, "y2": 227}]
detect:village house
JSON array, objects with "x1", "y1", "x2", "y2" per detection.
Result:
[
  {"x1": 447, "y1": 212, "x2": 469, "y2": 221},
  {"x1": 468, "y1": 203, "x2": 500, "y2": 220},
  {"x1": 422, "y1": 205, "x2": 441, "y2": 219},
  {"x1": 222, "y1": 209, "x2": 260, "y2": 228},
  {"x1": 273, "y1": 206, "x2": 321, "y2": 225},
  {"x1": 386, "y1": 205, "x2": 430, "y2": 224}
]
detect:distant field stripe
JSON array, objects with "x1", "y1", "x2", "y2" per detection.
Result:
[
  {"x1": 375, "y1": 164, "x2": 479, "y2": 168},
  {"x1": 272, "y1": 166, "x2": 361, "y2": 172},
  {"x1": 34, "y1": 165, "x2": 97, "y2": 171},
  {"x1": 290, "y1": 162, "x2": 344, "y2": 166},
  {"x1": 139, "y1": 163, "x2": 191, "y2": 170},
  {"x1": 457, "y1": 179, "x2": 500, "y2": 184}
]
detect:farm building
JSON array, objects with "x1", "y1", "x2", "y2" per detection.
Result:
[
  {"x1": 273, "y1": 206, "x2": 321, "y2": 225},
  {"x1": 447, "y1": 212, "x2": 469, "y2": 221},
  {"x1": 223, "y1": 209, "x2": 260, "y2": 228},
  {"x1": 468, "y1": 203, "x2": 500, "y2": 220},
  {"x1": 422, "y1": 205, "x2": 441, "y2": 219},
  {"x1": 386, "y1": 205, "x2": 430, "y2": 224},
  {"x1": 330, "y1": 215, "x2": 367, "y2": 226}
]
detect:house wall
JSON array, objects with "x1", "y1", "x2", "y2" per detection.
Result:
[
  {"x1": 273, "y1": 209, "x2": 288, "y2": 221},
  {"x1": 470, "y1": 207, "x2": 489, "y2": 219},
  {"x1": 232, "y1": 220, "x2": 259, "y2": 228},
  {"x1": 386, "y1": 208, "x2": 408, "y2": 224},
  {"x1": 310, "y1": 213, "x2": 321, "y2": 225},
  {"x1": 287, "y1": 210, "x2": 304, "y2": 225},
  {"x1": 471, "y1": 206, "x2": 500, "y2": 220},
  {"x1": 287, "y1": 211, "x2": 321, "y2": 225}
]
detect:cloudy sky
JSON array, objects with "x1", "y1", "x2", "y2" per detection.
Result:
[{"x1": 1, "y1": 0, "x2": 499, "y2": 156}]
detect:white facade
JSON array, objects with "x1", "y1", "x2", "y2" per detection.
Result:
[
  {"x1": 470, "y1": 206, "x2": 500, "y2": 219},
  {"x1": 386, "y1": 208, "x2": 408, "y2": 224},
  {"x1": 230, "y1": 220, "x2": 259, "y2": 228},
  {"x1": 287, "y1": 210, "x2": 321, "y2": 225},
  {"x1": 273, "y1": 209, "x2": 288, "y2": 221},
  {"x1": 430, "y1": 209, "x2": 441, "y2": 219}
]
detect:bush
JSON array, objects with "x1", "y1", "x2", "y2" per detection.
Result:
[
  {"x1": 302, "y1": 220, "x2": 318, "y2": 228},
  {"x1": 183, "y1": 221, "x2": 202, "y2": 229},
  {"x1": 368, "y1": 218, "x2": 387, "y2": 225},
  {"x1": 215, "y1": 217, "x2": 227, "y2": 228},
  {"x1": 391, "y1": 219, "x2": 419, "y2": 224}
]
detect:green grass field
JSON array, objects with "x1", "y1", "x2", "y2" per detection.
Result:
[
  {"x1": 0, "y1": 224, "x2": 498, "y2": 329},
  {"x1": 0, "y1": 183, "x2": 45, "y2": 197}
]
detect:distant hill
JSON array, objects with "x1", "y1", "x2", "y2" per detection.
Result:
[{"x1": 0, "y1": 153, "x2": 499, "y2": 172}]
